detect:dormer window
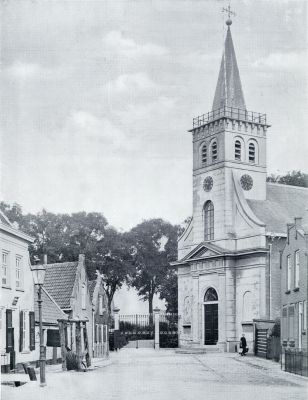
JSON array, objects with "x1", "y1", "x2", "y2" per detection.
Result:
[
  {"x1": 249, "y1": 142, "x2": 255, "y2": 163},
  {"x1": 211, "y1": 141, "x2": 217, "y2": 162},
  {"x1": 235, "y1": 140, "x2": 241, "y2": 160},
  {"x1": 201, "y1": 144, "x2": 207, "y2": 165}
]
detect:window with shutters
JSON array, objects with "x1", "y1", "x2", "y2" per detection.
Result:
[
  {"x1": 2, "y1": 251, "x2": 9, "y2": 287},
  {"x1": 211, "y1": 141, "x2": 218, "y2": 162},
  {"x1": 235, "y1": 140, "x2": 241, "y2": 160},
  {"x1": 249, "y1": 142, "x2": 255, "y2": 163},
  {"x1": 19, "y1": 311, "x2": 26, "y2": 352},
  {"x1": 6, "y1": 309, "x2": 14, "y2": 353},
  {"x1": 15, "y1": 256, "x2": 23, "y2": 289},
  {"x1": 201, "y1": 144, "x2": 207, "y2": 165},
  {"x1": 29, "y1": 311, "x2": 35, "y2": 350}
]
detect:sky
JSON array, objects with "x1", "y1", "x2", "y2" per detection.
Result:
[{"x1": 1, "y1": 0, "x2": 307, "y2": 231}]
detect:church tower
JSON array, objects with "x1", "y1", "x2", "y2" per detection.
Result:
[{"x1": 190, "y1": 17, "x2": 270, "y2": 251}]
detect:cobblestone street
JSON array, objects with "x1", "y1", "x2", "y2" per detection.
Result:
[{"x1": 2, "y1": 348, "x2": 308, "y2": 400}]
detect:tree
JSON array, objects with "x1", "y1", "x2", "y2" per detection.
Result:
[
  {"x1": 89, "y1": 227, "x2": 133, "y2": 314},
  {"x1": 267, "y1": 170, "x2": 308, "y2": 187},
  {"x1": 127, "y1": 219, "x2": 179, "y2": 314}
]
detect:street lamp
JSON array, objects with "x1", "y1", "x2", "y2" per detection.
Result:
[{"x1": 31, "y1": 260, "x2": 46, "y2": 387}]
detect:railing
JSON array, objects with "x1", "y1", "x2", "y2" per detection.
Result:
[
  {"x1": 282, "y1": 349, "x2": 308, "y2": 377},
  {"x1": 192, "y1": 106, "x2": 267, "y2": 128}
]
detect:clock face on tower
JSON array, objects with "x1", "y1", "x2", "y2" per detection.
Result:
[
  {"x1": 203, "y1": 176, "x2": 213, "y2": 192},
  {"x1": 240, "y1": 174, "x2": 253, "y2": 191}
]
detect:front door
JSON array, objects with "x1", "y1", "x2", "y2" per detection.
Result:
[{"x1": 204, "y1": 304, "x2": 218, "y2": 345}]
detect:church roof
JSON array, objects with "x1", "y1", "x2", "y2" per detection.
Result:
[
  {"x1": 212, "y1": 23, "x2": 246, "y2": 111},
  {"x1": 248, "y1": 183, "x2": 308, "y2": 235}
]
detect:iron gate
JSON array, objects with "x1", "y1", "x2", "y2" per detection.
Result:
[
  {"x1": 159, "y1": 313, "x2": 178, "y2": 348},
  {"x1": 119, "y1": 314, "x2": 154, "y2": 348},
  {"x1": 255, "y1": 328, "x2": 268, "y2": 358}
]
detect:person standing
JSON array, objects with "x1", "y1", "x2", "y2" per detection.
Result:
[{"x1": 240, "y1": 333, "x2": 248, "y2": 356}]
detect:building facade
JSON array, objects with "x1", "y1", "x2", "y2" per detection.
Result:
[
  {"x1": 1, "y1": 211, "x2": 36, "y2": 371},
  {"x1": 174, "y1": 19, "x2": 308, "y2": 352},
  {"x1": 281, "y1": 214, "x2": 308, "y2": 351}
]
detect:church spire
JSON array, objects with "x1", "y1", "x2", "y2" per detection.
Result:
[{"x1": 212, "y1": 19, "x2": 246, "y2": 111}]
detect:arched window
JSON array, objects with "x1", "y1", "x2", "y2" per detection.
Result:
[
  {"x1": 211, "y1": 141, "x2": 218, "y2": 162},
  {"x1": 203, "y1": 200, "x2": 214, "y2": 240},
  {"x1": 201, "y1": 144, "x2": 207, "y2": 165},
  {"x1": 235, "y1": 140, "x2": 241, "y2": 160},
  {"x1": 249, "y1": 142, "x2": 255, "y2": 163},
  {"x1": 204, "y1": 287, "x2": 218, "y2": 302},
  {"x1": 81, "y1": 284, "x2": 86, "y2": 310}
]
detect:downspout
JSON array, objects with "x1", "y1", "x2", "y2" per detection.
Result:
[
  {"x1": 92, "y1": 307, "x2": 95, "y2": 358},
  {"x1": 269, "y1": 243, "x2": 272, "y2": 320}
]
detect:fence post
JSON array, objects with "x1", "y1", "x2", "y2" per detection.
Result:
[
  {"x1": 113, "y1": 307, "x2": 120, "y2": 331},
  {"x1": 154, "y1": 307, "x2": 160, "y2": 350}
]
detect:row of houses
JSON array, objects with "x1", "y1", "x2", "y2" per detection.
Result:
[{"x1": 1, "y1": 210, "x2": 111, "y2": 372}]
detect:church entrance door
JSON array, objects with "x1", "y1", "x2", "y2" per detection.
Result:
[{"x1": 204, "y1": 304, "x2": 218, "y2": 345}]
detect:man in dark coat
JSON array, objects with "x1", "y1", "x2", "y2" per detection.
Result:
[{"x1": 240, "y1": 334, "x2": 248, "y2": 356}]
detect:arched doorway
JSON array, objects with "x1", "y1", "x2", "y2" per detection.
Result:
[{"x1": 204, "y1": 288, "x2": 218, "y2": 345}]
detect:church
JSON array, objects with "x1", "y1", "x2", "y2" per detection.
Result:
[{"x1": 174, "y1": 16, "x2": 308, "y2": 352}]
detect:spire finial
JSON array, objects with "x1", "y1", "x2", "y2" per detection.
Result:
[{"x1": 222, "y1": 3, "x2": 236, "y2": 27}]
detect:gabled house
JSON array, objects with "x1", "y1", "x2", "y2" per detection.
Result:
[
  {"x1": 34, "y1": 286, "x2": 66, "y2": 364},
  {"x1": 281, "y1": 212, "x2": 308, "y2": 351},
  {"x1": 0, "y1": 211, "x2": 36, "y2": 372},
  {"x1": 89, "y1": 273, "x2": 109, "y2": 358},
  {"x1": 42, "y1": 254, "x2": 93, "y2": 358}
]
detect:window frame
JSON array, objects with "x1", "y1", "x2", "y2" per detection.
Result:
[
  {"x1": 248, "y1": 142, "x2": 256, "y2": 163},
  {"x1": 15, "y1": 255, "x2": 23, "y2": 289},
  {"x1": 294, "y1": 250, "x2": 300, "y2": 289},
  {"x1": 286, "y1": 255, "x2": 291, "y2": 291},
  {"x1": 211, "y1": 141, "x2": 218, "y2": 162},
  {"x1": 2, "y1": 251, "x2": 10, "y2": 287},
  {"x1": 203, "y1": 200, "x2": 214, "y2": 241},
  {"x1": 234, "y1": 140, "x2": 242, "y2": 161}
]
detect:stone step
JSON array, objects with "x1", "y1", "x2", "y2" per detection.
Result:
[{"x1": 175, "y1": 348, "x2": 207, "y2": 354}]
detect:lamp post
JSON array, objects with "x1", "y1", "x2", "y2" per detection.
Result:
[{"x1": 31, "y1": 260, "x2": 46, "y2": 387}]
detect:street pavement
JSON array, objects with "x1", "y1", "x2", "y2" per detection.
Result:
[{"x1": 1, "y1": 348, "x2": 308, "y2": 400}]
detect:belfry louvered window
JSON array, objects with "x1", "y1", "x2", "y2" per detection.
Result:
[
  {"x1": 204, "y1": 201, "x2": 214, "y2": 241},
  {"x1": 201, "y1": 144, "x2": 207, "y2": 165},
  {"x1": 249, "y1": 143, "x2": 255, "y2": 163},
  {"x1": 211, "y1": 141, "x2": 217, "y2": 162},
  {"x1": 235, "y1": 140, "x2": 241, "y2": 160}
]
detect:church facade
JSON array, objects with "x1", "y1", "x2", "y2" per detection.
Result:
[{"x1": 174, "y1": 19, "x2": 308, "y2": 352}]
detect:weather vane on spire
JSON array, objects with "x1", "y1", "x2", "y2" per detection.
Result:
[{"x1": 222, "y1": 2, "x2": 236, "y2": 26}]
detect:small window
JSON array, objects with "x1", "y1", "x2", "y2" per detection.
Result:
[
  {"x1": 294, "y1": 251, "x2": 300, "y2": 288},
  {"x1": 99, "y1": 295, "x2": 103, "y2": 315},
  {"x1": 235, "y1": 140, "x2": 241, "y2": 160},
  {"x1": 81, "y1": 284, "x2": 86, "y2": 310},
  {"x1": 287, "y1": 255, "x2": 291, "y2": 291},
  {"x1": 201, "y1": 144, "x2": 207, "y2": 165},
  {"x1": 2, "y1": 251, "x2": 9, "y2": 286},
  {"x1": 203, "y1": 201, "x2": 214, "y2": 241},
  {"x1": 249, "y1": 143, "x2": 255, "y2": 163},
  {"x1": 204, "y1": 287, "x2": 218, "y2": 302},
  {"x1": 211, "y1": 141, "x2": 217, "y2": 162},
  {"x1": 15, "y1": 256, "x2": 22, "y2": 289}
]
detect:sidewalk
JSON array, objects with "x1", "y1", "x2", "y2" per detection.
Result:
[{"x1": 1, "y1": 356, "x2": 114, "y2": 386}]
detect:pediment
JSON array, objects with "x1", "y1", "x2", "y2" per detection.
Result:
[{"x1": 183, "y1": 242, "x2": 226, "y2": 262}]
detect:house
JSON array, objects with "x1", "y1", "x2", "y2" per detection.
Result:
[
  {"x1": 281, "y1": 212, "x2": 308, "y2": 351},
  {"x1": 173, "y1": 16, "x2": 308, "y2": 353},
  {"x1": 0, "y1": 210, "x2": 36, "y2": 372},
  {"x1": 42, "y1": 254, "x2": 93, "y2": 359},
  {"x1": 34, "y1": 286, "x2": 66, "y2": 364},
  {"x1": 89, "y1": 273, "x2": 109, "y2": 358}
]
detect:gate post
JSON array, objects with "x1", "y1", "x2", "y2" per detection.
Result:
[
  {"x1": 154, "y1": 307, "x2": 160, "y2": 350},
  {"x1": 113, "y1": 307, "x2": 120, "y2": 330}
]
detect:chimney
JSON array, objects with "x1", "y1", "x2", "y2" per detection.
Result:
[{"x1": 43, "y1": 254, "x2": 48, "y2": 265}]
